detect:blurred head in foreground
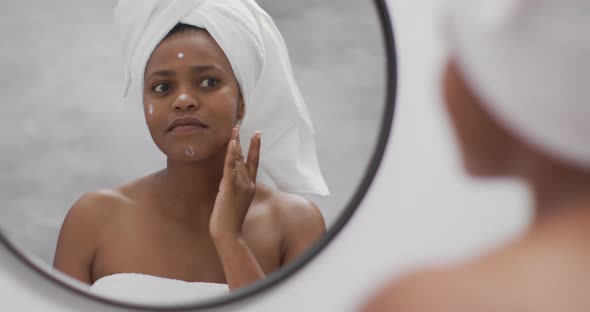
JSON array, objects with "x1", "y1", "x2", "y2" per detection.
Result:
[
  {"x1": 443, "y1": 0, "x2": 590, "y2": 184},
  {"x1": 362, "y1": 1, "x2": 590, "y2": 311}
]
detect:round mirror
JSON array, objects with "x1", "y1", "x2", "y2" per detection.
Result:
[{"x1": 0, "y1": 0, "x2": 396, "y2": 309}]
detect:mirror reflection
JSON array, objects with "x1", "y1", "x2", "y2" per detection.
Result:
[{"x1": 0, "y1": 0, "x2": 386, "y2": 305}]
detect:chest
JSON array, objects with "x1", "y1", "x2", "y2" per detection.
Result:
[{"x1": 91, "y1": 210, "x2": 282, "y2": 283}]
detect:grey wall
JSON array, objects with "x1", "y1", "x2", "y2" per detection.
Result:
[{"x1": 0, "y1": 0, "x2": 386, "y2": 265}]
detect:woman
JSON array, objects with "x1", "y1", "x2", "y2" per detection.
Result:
[
  {"x1": 363, "y1": 1, "x2": 590, "y2": 311},
  {"x1": 53, "y1": 0, "x2": 329, "y2": 300}
]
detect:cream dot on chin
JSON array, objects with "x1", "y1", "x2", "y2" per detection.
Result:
[{"x1": 185, "y1": 145, "x2": 195, "y2": 157}]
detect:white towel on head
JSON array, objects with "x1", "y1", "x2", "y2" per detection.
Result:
[
  {"x1": 115, "y1": 0, "x2": 329, "y2": 195},
  {"x1": 444, "y1": 0, "x2": 590, "y2": 170}
]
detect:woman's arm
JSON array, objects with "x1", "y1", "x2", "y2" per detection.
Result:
[
  {"x1": 209, "y1": 126, "x2": 265, "y2": 290},
  {"x1": 53, "y1": 192, "x2": 104, "y2": 285},
  {"x1": 212, "y1": 235, "x2": 265, "y2": 290}
]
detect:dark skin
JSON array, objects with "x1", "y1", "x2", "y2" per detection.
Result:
[
  {"x1": 362, "y1": 59, "x2": 590, "y2": 312},
  {"x1": 53, "y1": 30, "x2": 326, "y2": 291}
]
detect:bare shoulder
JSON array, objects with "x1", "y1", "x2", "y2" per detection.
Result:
[
  {"x1": 362, "y1": 207, "x2": 590, "y2": 312},
  {"x1": 53, "y1": 187, "x2": 134, "y2": 283},
  {"x1": 64, "y1": 189, "x2": 132, "y2": 229},
  {"x1": 56, "y1": 188, "x2": 135, "y2": 253},
  {"x1": 361, "y1": 235, "x2": 589, "y2": 312},
  {"x1": 250, "y1": 184, "x2": 326, "y2": 263},
  {"x1": 252, "y1": 184, "x2": 326, "y2": 234},
  {"x1": 361, "y1": 266, "x2": 476, "y2": 312},
  {"x1": 61, "y1": 173, "x2": 157, "y2": 228}
]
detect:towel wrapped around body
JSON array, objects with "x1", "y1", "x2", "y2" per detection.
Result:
[{"x1": 91, "y1": 273, "x2": 229, "y2": 305}]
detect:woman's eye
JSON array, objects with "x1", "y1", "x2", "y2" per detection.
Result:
[
  {"x1": 153, "y1": 83, "x2": 170, "y2": 93},
  {"x1": 200, "y1": 78, "x2": 219, "y2": 88}
]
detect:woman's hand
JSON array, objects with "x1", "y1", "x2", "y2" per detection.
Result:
[
  {"x1": 209, "y1": 125, "x2": 265, "y2": 290},
  {"x1": 209, "y1": 125, "x2": 261, "y2": 241}
]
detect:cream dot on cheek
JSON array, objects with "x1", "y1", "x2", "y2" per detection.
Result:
[
  {"x1": 148, "y1": 103, "x2": 154, "y2": 115},
  {"x1": 179, "y1": 94, "x2": 188, "y2": 101},
  {"x1": 178, "y1": 52, "x2": 184, "y2": 59}
]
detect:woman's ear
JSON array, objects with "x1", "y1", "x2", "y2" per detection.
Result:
[{"x1": 237, "y1": 97, "x2": 245, "y2": 121}]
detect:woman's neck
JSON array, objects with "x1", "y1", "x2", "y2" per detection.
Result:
[
  {"x1": 153, "y1": 150, "x2": 226, "y2": 227},
  {"x1": 527, "y1": 160, "x2": 590, "y2": 221}
]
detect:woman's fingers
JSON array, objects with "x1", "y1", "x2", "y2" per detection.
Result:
[
  {"x1": 234, "y1": 129, "x2": 244, "y2": 163},
  {"x1": 233, "y1": 128, "x2": 250, "y2": 181},
  {"x1": 246, "y1": 131, "x2": 261, "y2": 181},
  {"x1": 225, "y1": 126, "x2": 260, "y2": 183},
  {"x1": 233, "y1": 125, "x2": 240, "y2": 142},
  {"x1": 223, "y1": 127, "x2": 239, "y2": 178}
]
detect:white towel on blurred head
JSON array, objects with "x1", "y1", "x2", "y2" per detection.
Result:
[
  {"x1": 444, "y1": 0, "x2": 590, "y2": 169},
  {"x1": 115, "y1": 0, "x2": 329, "y2": 195}
]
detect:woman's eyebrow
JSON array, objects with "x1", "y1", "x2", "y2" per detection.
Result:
[
  {"x1": 146, "y1": 65, "x2": 225, "y2": 82},
  {"x1": 191, "y1": 65, "x2": 225, "y2": 73},
  {"x1": 146, "y1": 70, "x2": 175, "y2": 81}
]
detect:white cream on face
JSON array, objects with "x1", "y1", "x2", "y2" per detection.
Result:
[
  {"x1": 178, "y1": 52, "x2": 184, "y2": 59},
  {"x1": 148, "y1": 103, "x2": 154, "y2": 115},
  {"x1": 179, "y1": 94, "x2": 188, "y2": 101},
  {"x1": 185, "y1": 145, "x2": 195, "y2": 157}
]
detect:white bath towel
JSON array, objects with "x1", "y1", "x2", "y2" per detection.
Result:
[
  {"x1": 91, "y1": 273, "x2": 229, "y2": 305},
  {"x1": 115, "y1": 0, "x2": 329, "y2": 195},
  {"x1": 444, "y1": 0, "x2": 590, "y2": 169}
]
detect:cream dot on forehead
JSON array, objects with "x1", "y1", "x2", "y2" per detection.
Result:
[
  {"x1": 179, "y1": 94, "x2": 188, "y2": 101},
  {"x1": 177, "y1": 52, "x2": 184, "y2": 59}
]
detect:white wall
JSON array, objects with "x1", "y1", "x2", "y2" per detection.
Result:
[{"x1": 0, "y1": 0, "x2": 531, "y2": 311}]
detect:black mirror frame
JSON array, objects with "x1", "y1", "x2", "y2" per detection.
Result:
[{"x1": 0, "y1": 0, "x2": 397, "y2": 310}]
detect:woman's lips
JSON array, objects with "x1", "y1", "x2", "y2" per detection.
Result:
[
  {"x1": 167, "y1": 116, "x2": 208, "y2": 134},
  {"x1": 170, "y1": 124, "x2": 203, "y2": 134}
]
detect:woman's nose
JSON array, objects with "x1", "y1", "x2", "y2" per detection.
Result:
[{"x1": 172, "y1": 92, "x2": 199, "y2": 111}]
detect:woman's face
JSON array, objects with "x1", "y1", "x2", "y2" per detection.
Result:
[
  {"x1": 143, "y1": 30, "x2": 244, "y2": 162},
  {"x1": 442, "y1": 59, "x2": 520, "y2": 177}
]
